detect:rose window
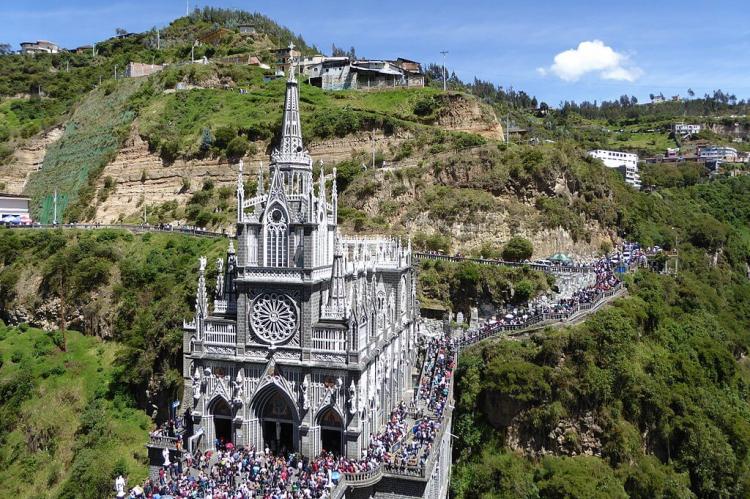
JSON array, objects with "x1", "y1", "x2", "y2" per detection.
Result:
[{"x1": 250, "y1": 293, "x2": 298, "y2": 343}]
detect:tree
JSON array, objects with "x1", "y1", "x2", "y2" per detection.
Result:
[
  {"x1": 115, "y1": 28, "x2": 127, "y2": 36},
  {"x1": 199, "y1": 127, "x2": 213, "y2": 153},
  {"x1": 0, "y1": 43, "x2": 12, "y2": 55},
  {"x1": 502, "y1": 236, "x2": 533, "y2": 261},
  {"x1": 226, "y1": 136, "x2": 249, "y2": 161},
  {"x1": 214, "y1": 126, "x2": 236, "y2": 149},
  {"x1": 687, "y1": 88, "x2": 695, "y2": 98}
]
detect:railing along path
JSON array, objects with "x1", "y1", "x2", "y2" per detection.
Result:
[{"x1": 3, "y1": 223, "x2": 228, "y2": 238}]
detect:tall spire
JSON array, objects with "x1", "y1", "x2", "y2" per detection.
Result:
[
  {"x1": 331, "y1": 167, "x2": 338, "y2": 221},
  {"x1": 274, "y1": 42, "x2": 305, "y2": 162},
  {"x1": 196, "y1": 256, "x2": 208, "y2": 319},
  {"x1": 322, "y1": 235, "x2": 349, "y2": 321},
  {"x1": 236, "y1": 160, "x2": 244, "y2": 223}
]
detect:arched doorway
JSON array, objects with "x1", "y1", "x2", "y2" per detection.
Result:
[
  {"x1": 211, "y1": 398, "x2": 233, "y2": 448},
  {"x1": 257, "y1": 390, "x2": 297, "y2": 454},
  {"x1": 318, "y1": 406, "x2": 343, "y2": 455}
]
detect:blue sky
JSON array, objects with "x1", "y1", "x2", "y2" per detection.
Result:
[{"x1": 3, "y1": 0, "x2": 750, "y2": 106}]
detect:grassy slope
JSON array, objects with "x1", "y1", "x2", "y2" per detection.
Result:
[
  {"x1": 23, "y1": 78, "x2": 143, "y2": 223},
  {"x1": 137, "y1": 66, "x2": 447, "y2": 155},
  {"x1": 0, "y1": 324, "x2": 151, "y2": 498}
]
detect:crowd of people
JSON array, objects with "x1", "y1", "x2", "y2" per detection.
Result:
[
  {"x1": 129, "y1": 400, "x2": 420, "y2": 498},
  {"x1": 458, "y1": 257, "x2": 621, "y2": 346},
  {"x1": 125, "y1": 252, "x2": 629, "y2": 498}
]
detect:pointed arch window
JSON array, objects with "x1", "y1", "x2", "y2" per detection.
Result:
[{"x1": 266, "y1": 207, "x2": 288, "y2": 267}]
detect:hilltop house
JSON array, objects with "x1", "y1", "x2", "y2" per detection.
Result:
[
  {"x1": 238, "y1": 24, "x2": 257, "y2": 36},
  {"x1": 20, "y1": 40, "x2": 59, "y2": 54},
  {"x1": 297, "y1": 55, "x2": 424, "y2": 91},
  {"x1": 674, "y1": 122, "x2": 701, "y2": 136},
  {"x1": 73, "y1": 45, "x2": 93, "y2": 55},
  {"x1": 274, "y1": 45, "x2": 301, "y2": 75}
]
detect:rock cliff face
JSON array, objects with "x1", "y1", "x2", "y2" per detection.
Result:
[
  {"x1": 436, "y1": 93, "x2": 505, "y2": 141},
  {"x1": 341, "y1": 151, "x2": 614, "y2": 259},
  {"x1": 93, "y1": 125, "x2": 415, "y2": 224},
  {"x1": 0, "y1": 126, "x2": 63, "y2": 194}
]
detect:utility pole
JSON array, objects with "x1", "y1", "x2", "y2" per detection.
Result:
[
  {"x1": 191, "y1": 41, "x2": 195, "y2": 63},
  {"x1": 186, "y1": 0, "x2": 189, "y2": 16},
  {"x1": 440, "y1": 50, "x2": 449, "y2": 91},
  {"x1": 157, "y1": 29, "x2": 160, "y2": 50},
  {"x1": 142, "y1": 184, "x2": 147, "y2": 225},
  {"x1": 66, "y1": 60, "x2": 69, "y2": 72},
  {"x1": 53, "y1": 189, "x2": 58, "y2": 225},
  {"x1": 371, "y1": 134, "x2": 375, "y2": 169},
  {"x1": 114, "y1": 64, "x2": 118, "y2": 80}
]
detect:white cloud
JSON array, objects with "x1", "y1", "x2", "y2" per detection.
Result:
[{"x1": 541, "y1": 40, "x2": 643, "y2": 82}]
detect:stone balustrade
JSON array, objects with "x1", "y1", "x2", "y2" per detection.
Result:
[{"x1": 413, "y1": 252, "x2": 593, "y2": 274}]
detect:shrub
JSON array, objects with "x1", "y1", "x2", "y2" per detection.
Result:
[
  {"x1": 214, "y1": 126, "x2": 236, "y2": 149},
  {"x1": 160, "y1": 140, "x2": 179, "y2": 162},
  {"x1": 226, "y1": 136, "x2": 249, "y2": 161},
  {"x1": 413, "y1": 96, "x2": 437, "y2": 117},
  {"x1": 502, "y1": 236, "x2": 533, "y2": 261}
]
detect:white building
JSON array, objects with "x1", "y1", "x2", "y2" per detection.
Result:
[
  {"x1": 178, "y1": 63, "x2": 418, "y2": 460},
  {"x1": 0, "y1": 194, "x2": 32, "y2": 224},
  {"x1": 19, "y1": 40, "x2": 59, "y2": 54},
  {"x1": 699, "y1": 146, "x2": 738, "y2": 162},
  {"x1": 588, "y1": 149, "x2": 642, "y2": 189},
  {"x1": 674, "y1": 123, "x2": 701, "y2": 136}
]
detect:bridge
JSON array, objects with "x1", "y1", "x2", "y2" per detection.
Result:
[
  {"x1": 146, "y1": 268, "x2": 624, "y2": 498},
  {"x1": 8, "y1": 224, "x2": 623, "y2": 497}
]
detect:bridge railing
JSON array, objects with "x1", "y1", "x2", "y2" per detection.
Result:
[
  {"x1": 459, "y1": 282, "x2": 623, "y2": 346},
  {"x1": 413, "y1": 252, "x2": 593, "y2": 273},
  {"x1": 3, "y1": 223, "x2": 228, "y2": 238},
  {"x1": 147, "y1": 434, "x2": 181, "y2": 449}
]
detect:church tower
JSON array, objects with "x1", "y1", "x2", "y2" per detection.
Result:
[{"x1": 182, "y1": 46, "x2": 417, "y2": 461}]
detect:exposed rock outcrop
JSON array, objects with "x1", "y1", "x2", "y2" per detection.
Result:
[
  {"x1": 0, "y1": 126, "x2": 63, "y2": 194},
  {"x1": 93, "y1": 124, "x2": 415, "y2": 224},
  {"x1": 436, "y1": 94, "x2": 504, "y2": 141}
]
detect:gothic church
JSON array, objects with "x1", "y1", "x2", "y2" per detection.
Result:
[{"x1": 182, "y1": 63, "x2": 417, "y2": 459}]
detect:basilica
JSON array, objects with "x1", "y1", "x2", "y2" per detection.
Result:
[{"x1": 182, "y1": 64, "x2": 418, "y2": 460}]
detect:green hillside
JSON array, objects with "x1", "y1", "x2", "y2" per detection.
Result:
[
  {"x1": 0, "y1": 324, "x2": 151, "y2": 498},
  {"x1": 451, "y1": 175, "x2": 750, "y2": 498}
]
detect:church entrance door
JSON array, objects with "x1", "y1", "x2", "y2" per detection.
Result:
[
  {"x1": 211, "y1": 398, "x2": 233, "y2": 448},
  {"x1": 318, "y1": 407, "x2": 343, "y2": 455},
  {"x1": 259, "y1": 391, "x2": 297, "y2": 454}
]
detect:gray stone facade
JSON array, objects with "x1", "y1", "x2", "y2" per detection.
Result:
[{"x1": 181, "y1": 67, "x2": 419, "y2": 462}]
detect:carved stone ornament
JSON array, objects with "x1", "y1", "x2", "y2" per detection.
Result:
[
  {"x1": 300, "y1": 374, "x2": 310, "y2": 411},
  {"x1": 348, "y1": 380, "x2": 357, "y2": 415},
  {"x1": 250, "y1": 292, "x2": 298, "y2": 344},
  {"x1": 192, "y1": 366, "x2": 202, "y2": 401}
]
